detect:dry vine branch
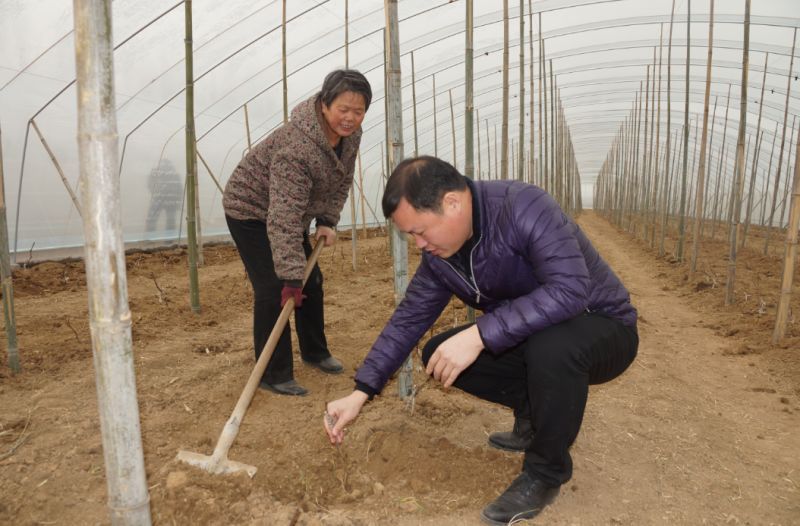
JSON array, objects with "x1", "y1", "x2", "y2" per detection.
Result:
[
  {"x1": 0, "y1": 412, "x2": 32, "y2": 462},
  {"x1": 64, "y1": 316, "x2": 82, "y2": 343},
  {"x1": 151, "y1": 275, "x2": 166, "y2": 304}
]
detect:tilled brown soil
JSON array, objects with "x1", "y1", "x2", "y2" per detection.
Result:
[{"x1": 0, "y1": 212, "x2": 798, "y2": 525}]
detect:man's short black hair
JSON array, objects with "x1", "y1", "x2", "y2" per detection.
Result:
[
  {"x1": 318, "y1": 69, "x2": 372, "y2": 112},
  {"x1": 382, "y1": 156, "x2": 467, "y2": 218}
]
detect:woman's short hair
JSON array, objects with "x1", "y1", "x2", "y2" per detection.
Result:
[
  {"x1": 319, "y1": 69, "x2": 372, "y2": 111},
  {"x1": 382, "y1": 156, "x2": 467, "y2": 217}
]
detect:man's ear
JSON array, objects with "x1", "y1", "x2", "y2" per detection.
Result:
[{"x1": 441, "y1": 191, "x2": 461, "y2": 212}]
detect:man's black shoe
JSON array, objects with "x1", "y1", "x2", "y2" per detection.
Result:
[
  {"x1": 488, "y1": 416, "x2": 534, "y2": 452},
  {"x1": 303, "y1": 356, "x2": 344, "y2": 374},
  {"x1": 259, "y1": 379, "x2": 308, "y2": 396},
  {"x1": 480, "y1": 471, "x2": 559, "y2": 525}
]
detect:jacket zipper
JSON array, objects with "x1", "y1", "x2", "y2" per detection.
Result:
[{"x1": 440, "y1": 229, "x2": 484, "y2": 305}]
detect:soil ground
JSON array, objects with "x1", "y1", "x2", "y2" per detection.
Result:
[{"x1": 0, "y1": 211, "x2": 798, "y2": 525}]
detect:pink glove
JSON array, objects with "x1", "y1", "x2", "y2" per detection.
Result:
[{"x1": 280, "y1": 284, "x2": 306, "y2": 308}]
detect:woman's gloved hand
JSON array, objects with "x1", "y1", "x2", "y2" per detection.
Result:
[{"x1": 280, "y1": 281, "x2": 306, "y2": 308}]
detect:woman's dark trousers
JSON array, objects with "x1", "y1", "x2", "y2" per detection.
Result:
[
  {"x1": 421, "y1": 312, "x2": 638, "y2": 488},
  {"x1": 226, "y1": 216, "x2": 330, "y2": 384}
]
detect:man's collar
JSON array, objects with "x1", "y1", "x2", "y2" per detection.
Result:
[{"x1": 464, "y1": 177, "x2": 481, "y2": 242}]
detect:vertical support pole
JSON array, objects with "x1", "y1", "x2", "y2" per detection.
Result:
[
  {"x1": 691, "y1": 0, "x2": 714, "y2": 273},
  {"x1": 538, "y1": 13, "x2": 544, "y2": 188},
  {"x1": 184, "y1": 0, "x2": 200, "y2": 313},
  {"x1": 741, "y1": 50, "x2": 768, "y2": 248},
  {"x1": 384, "y1": 0, "x2": 409, "y2": 398},
  {"x1": 411, "y1": 50, "x2": 419, "y2": 157},
  {"x1": 764, "y1": 28, "x2": 796, "y2": 253},
  {"x1": 518, "y1": 0, "x2": 525, "y2": 181},
  {"x1": 449, "y1": 89, "x2": 457, "y2": 169},
  {"x1": 501, "y1": 0, "x2": 509, "y2": 179},
  {"x1": 676, "y1": 0, "x2": 691, "y2": 260},
  {"x1": 358, "y1": 152, "x2": 366, "y2": 237},
  {"x1": 773, "y1": 119, "x2": 800, "y2": 342},
  {"x1": 476, "y1": 108, "x2": 482, "y2": 180},
  {"x1": 345, "y1": 0, "x2": 358, "y2": 271},
  {"x1": 528, "y1": 0, "x2": 535, "y2": 185},
  {"x1": 486, "y1": 119, "x2": 491, "y2": 178},
  {"x1": 725, "y1": 0, "x2": 750, "y2": 306},
  {"x1": 549, "y1": 60, "x2": 555, "y2": 196},
  {"x1": 433, "y1": 73, "x2": 438, "y2": 157},
  {"x1": 659, "y1": 1, "x2": 676, "y2": 256},
  {"x1": 465, "y1": 0, "x2": 474, "y2": 180},
  {"x1": 281, "y1": 0, "x2": 288, "y2": 124},
  {"x1": 72, "y1": 1, "x2": 152, "y2": 523},
  {"x1": 0, "y1": 124, "x2": 20, "y2": 374}
]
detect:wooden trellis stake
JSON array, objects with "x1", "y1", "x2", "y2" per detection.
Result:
[{"x1": 772, "y1": 119, "x2": 800, "y2": 342}]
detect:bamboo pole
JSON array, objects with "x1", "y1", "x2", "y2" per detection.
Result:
[
  {"x1": 761, "y1": 123, "x2": 780, "y2": 227},
  {"x1": 243, "y1": 104, "x2": 252, "y2": 151},
  {"x1": 184, "y1": 0, "x2": 200, "y2": 313},
  {"x1": 384, "y1": 0, "x2": 410, "y2": 398},
  {"x1": 411, "y1": 51, "x2": 419, "y2": 157},
  {"x1": 764, "y1": 28, "x2": 796, "y2": 253},
  {"x1": 651, "y1": 26, "x2": 664, "y2": 247},
  {"x1": 484, "y1": 119, "x2": 492, "y2": 179},
  {"x1": 0, "y1": 124, "x2": 20, "y2": 374},
  {"x1": 772, "y1": 119, "x2": 800, "y2": 342},
  {"x1": 690, "y1": 0, "x2": 714, "y2": 273},
  {"x1": 641, "y1": 64, "x2": 651, "y2": 239},
  {"x1": 358, "y1": 152, "x2": 366, "y2": 237},
  {"x1": 194, "y1": 161, "x2": 204, "y2": 267},
  {"x1": 528, "y1": 0, "x2": 535, "y2": 185},
  {"x1": 646, "y1": 47, "x2": 656, "y2": 243},
  {"x1": 281, "y1": 0, "x2": 288, "y2": 124},
  {"x1": 712, "y1": 83, "x2": 732, "y2": 240},
  {"x1": 741, "y1": 51, "x2": 768, "y2": 248},
  {"x1": 778, "y1": 116, "x2": 797, "y2": 232},
  {"x1": 518, "y1": 0, "x2": 525, "y2": 181},
  {"x1": 345, "y1": 0, "x2": 357, "y2": 271},
  {"x1": 465, "y1": 0, "x2": 474, "y2": 181},
  {"x1": 433, "y1": 73, "x2": 438, "y2": 157},
  {"x1": 476, "y1": 108, "x2": 482, "y2": 180},
  {"x1": 741, "y1": 130, "x2": 764, "y2": 247},
  {"x1": 449, "y1": 89, "x2": 457, "y2": 169},
  {"x1": 711, "y1": 143, "x2": 728, "y2": 240},
  {"x1": 549, "y1": 60, "x2": 555, "y2": 196},
  {"x1": 30, "y1": 120, "x2": 82, "y2": 217},
  {"x1": 699, "y1": 95, "x2": 718, "y2": 238},
  {"x1": 501, "y1": 0, "x2": 509, "y2": 179},
  {"x1": 631, "y1": 84, "x2": 643, "y2": 234},
  {"x1": 486, "y1": 119, "x2": 491, "y2": 178},
  {"x1": 73, "y1": 1, "x2": 152, "y2": 523},
  {"x1": 724, "y1": 0, "x2": 750, "y2": 306},
  {"x1": 659, "y1": 1, "x2": 675, "y2": 257},
  {"x1": 676, "y1": 0, "x2": 691, "y2": 261},
  {"x1": 495, "y1": 123, "x2": 499, "y2": 178},
  {"x1": 538, "y1": 13, "x2": 544, "y2": 189}
]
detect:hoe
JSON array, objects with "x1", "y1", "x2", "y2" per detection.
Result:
[{"x1": 177, "y1": 241, "x2": 324, "y2": 477}]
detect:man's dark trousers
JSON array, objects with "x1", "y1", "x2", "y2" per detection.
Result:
[
  {"x1": 421, "y1": 312, "x2": 638, "y2": 487},
  {"x1": 226, "y1": 216, "x2": 330, "y2": 384}
]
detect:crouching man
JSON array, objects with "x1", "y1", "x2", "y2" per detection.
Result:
[{"x1": 323, "y1": 156, "x2": 638, "y2": 524}]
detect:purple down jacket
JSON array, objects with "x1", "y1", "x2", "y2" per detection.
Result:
[{"x1": 354, "y1": 179, "x2": 637, "y2": 394}]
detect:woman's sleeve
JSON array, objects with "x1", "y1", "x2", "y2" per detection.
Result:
[{"x1": 267, "y1": 151, "x2": 312, "y2": 282}]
